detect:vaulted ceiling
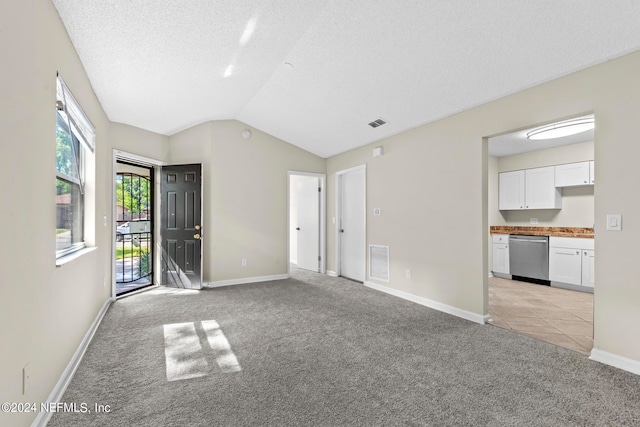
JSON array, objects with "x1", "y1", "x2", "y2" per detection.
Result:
[{"x1": 52, "y1": 1, "x2": 640, "y2": 158}]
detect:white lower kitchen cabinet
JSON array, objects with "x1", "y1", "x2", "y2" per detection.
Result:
[
  {"x1": 581, "y1": 250, "x2": 595, "y2": 288},
  {"x1": 549, "y1": 237, "x2": 594, "y2": 291},
  {"x1": 492, "y1": 243, "x2": 510, "y2": 275},
  {"x1": 492, "y1": 234, "x2": 510, "y2": 276},
  {"x1": 549, "y1": 247, "x2": 582, "y2": 285}
]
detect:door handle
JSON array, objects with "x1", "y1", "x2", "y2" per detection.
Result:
[
  {"x1": 195, "y1": 225, "x2": 201, "y2": 230},
  {"x1": 193, "y1": 234, "x2": 201, "y2": 239}
]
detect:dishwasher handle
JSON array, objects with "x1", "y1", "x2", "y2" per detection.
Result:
[{"x1": 509, "y1": 236, "x2": 549, "y2": 244}]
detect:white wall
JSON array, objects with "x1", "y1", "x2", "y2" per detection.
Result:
[
  {"x1": 168, "y1": 120, "x2": 325, "y2": 283},
  {"x1": 0, "y1": 1, "x2": 113, "y2": 425},
  {"x1": 110, "y1": 122, "x2": 170, "y2": 162},
  {"x1": 326, "y1": 50, "x2": 640, "y2": 368}
]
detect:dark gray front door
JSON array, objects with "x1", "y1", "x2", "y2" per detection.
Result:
[{"x1": 160, "y1": 164, "x2": 202, "y2": 289}]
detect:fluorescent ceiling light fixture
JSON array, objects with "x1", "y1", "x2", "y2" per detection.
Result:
[{"x1": 526, "y1": 116, "x2": 594, "y2": 140}]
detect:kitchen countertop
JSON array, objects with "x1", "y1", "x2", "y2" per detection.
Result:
[{"x1": 490, "y1": 226, "x2": 594, "y2": 238}]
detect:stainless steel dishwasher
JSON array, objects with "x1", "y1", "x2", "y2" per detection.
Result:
[{"x1": 509, "y1": 235, "x2": 549, "y2": 282}]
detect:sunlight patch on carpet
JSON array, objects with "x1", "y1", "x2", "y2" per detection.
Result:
[
  {"x1": 201, "y1": 320, "x2": 242, "y2": 373},
  {"x1": 164, "y1": 320, "x2": 242, "y2": 381}
]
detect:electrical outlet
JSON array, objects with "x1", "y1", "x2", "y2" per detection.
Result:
[
  {"x1": 23, "y1": 363, "x2": 30, "y2": 394},
  {"x1": 530, "y1": 218, "x2": 538, "y2": 225},
  {"x1": 405, "y1": 269, "x2": 412, "y2": 279},
  {"x1": 241, "y1": 259, "x2": 247, "y2": 267}
]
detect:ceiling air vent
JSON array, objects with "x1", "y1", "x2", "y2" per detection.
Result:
[{"x1": 368, "y1": 118, "x2": 386, "y2": 128}]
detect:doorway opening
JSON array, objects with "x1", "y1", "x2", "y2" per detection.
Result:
[
  {"x1": 485, "y1": 113, "x2": 595, "y2": 354},
  {"x1": 115, "y1": 162, "x2": 154, "y2": 296},
  {"x1": 288, "y1": 171, "x2": 326, "y2": 276}
]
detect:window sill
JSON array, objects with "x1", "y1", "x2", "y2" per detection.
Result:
[{"x1": 56, "y1": 246, "x2": 97, "y2": 267}]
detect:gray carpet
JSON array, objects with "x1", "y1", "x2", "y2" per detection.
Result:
[{"x1": 49, "y1": 267, "x2": 640, "y2": 426}]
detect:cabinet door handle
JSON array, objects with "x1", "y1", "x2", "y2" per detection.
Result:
[{"x1": 576, "y1": 251, "x2": 579, "y2": 255}]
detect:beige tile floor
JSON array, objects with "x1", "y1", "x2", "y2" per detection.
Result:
[{"x1": 488, "y1": 276, "x2": 594, "y2": 354}]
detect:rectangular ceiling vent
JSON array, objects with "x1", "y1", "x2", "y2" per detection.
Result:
[
  {"x1": 369, "y1": 244, "x2": 389, "y2": 282},
  {"x1": 368, "y1": 118, "x2": 386, "y2": 128}
]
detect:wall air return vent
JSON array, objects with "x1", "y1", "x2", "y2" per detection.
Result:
[
  {"x1": 368, "y1": 118, "x2": 386, "y2": 128},
  {"x1": 369, "y1": 245, "x2": 389, "y2": 282}
]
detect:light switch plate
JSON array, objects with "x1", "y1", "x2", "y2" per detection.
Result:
[{"x1": 606, "y1": 214, "x2": 622, "y2": 231}]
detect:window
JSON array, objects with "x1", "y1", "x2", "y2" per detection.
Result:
[{"x1": 56, "y1": 74, "x2": 94, "y2": 258}]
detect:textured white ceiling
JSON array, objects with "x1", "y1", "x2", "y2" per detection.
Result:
[{"x1": 52, "y1": 1, "x2": 640, "y2": 158}]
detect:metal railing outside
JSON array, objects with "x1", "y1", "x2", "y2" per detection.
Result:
[{"x1": 115, "y1": 231, "x2": 152, "y2": 284}]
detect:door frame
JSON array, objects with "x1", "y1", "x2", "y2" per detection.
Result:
[
  {"x1": 335, "y1": 164, "x2": 366, "y2": 280},
  {"x1": 112, "y1": 149, "x2": 166, "y2": 299},
  {"x1": 287, "y1": 171, "x2": 326, "y2": 276}
]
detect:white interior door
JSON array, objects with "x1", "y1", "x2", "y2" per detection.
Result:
[
  {"x1": 296, "y1": 176, "x2": 320, "y2": 272},
  {"x1": 339, "y1": 166, "x2": 365, "y2": 281}
]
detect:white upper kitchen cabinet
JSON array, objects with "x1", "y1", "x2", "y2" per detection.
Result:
[
  {"x1": 524, "y1": 166, "x2": 562, "y2": 209},
  {"x1": 498, "y1": 170, "x2": 525, "y2": 210},
  {"x1": 499, "y1": 167, "x2": 561, "y2": 210},
  {"x1": 555, "y1": 161, "x2": 591, "y2": 187},
  {"x1": 589, "y1": 160, "x2": 595, "y2": 184}
]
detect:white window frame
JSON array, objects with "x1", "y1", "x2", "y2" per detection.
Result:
[{"x1": 55, "y1": 74, "x2": 94, "y2": 259}]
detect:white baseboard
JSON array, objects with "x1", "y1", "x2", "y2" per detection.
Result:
[
  {"x1": 589, "y1": 348, "x2": 640, "y2": 376},
  {"x1": 205, "y1": 274, "x2": 289, "y2": 288},
  {"x1": 32, "y1": 297, "x2": 113, "y2": 427},
  {"x1": 326, "y1": 270, "x2": 338, "y2": 277},
  {"x1": 364, "y1": 281, "x2": 486, "y2": 325}
]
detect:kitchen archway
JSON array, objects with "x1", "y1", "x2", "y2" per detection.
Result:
[{"x1": 485, "y1": 114, "x2": 595, "y2": 354}]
